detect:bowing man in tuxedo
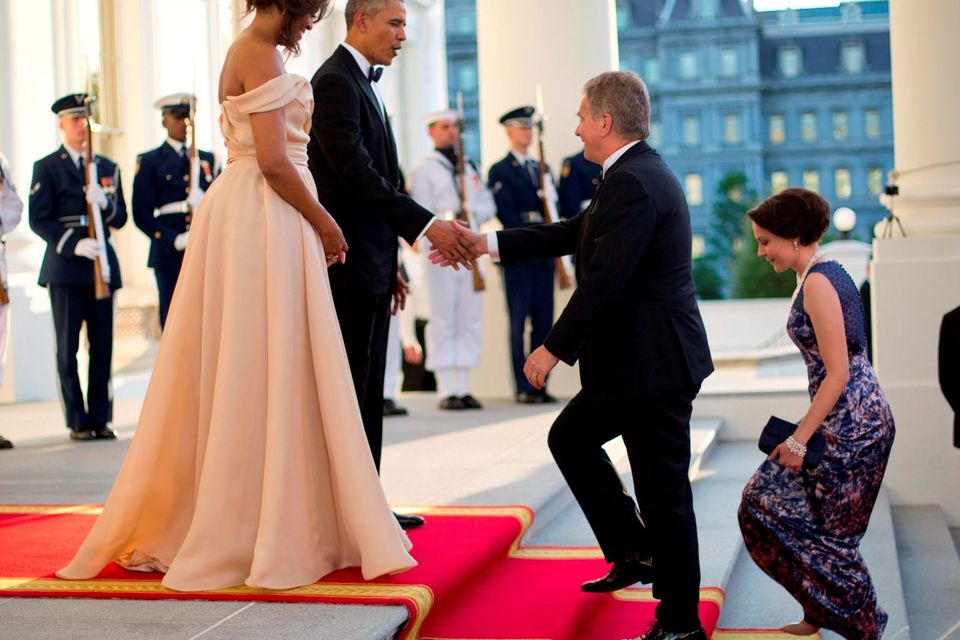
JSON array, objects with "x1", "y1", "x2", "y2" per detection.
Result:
[
  {"x1": 432, "y1": 72, "x2": 714, "y2": 640},
  {"x1": 307, "y1": 0, "x2": 476, "y2": 530}
]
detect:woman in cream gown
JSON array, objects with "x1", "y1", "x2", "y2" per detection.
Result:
[{"x1": 58, "y1": 1, "x2": 416, "y2": 591}]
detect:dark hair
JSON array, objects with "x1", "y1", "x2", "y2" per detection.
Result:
[
  {"x1": 747, "y1": 187, "x2": 831, "y2": 245},
  {"x1": 246, "y1": 0, "x2": 333, "y2": 56}
]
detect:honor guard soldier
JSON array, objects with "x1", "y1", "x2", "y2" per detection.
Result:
[
  {"x1": 28, "y1": 93, "x2": 127, "y2": 441},
  {"x1": 1, "y1": 150, "x2": 24, "y2": 450},
  {"x1": 487, "y1": 105, "x2": 559, "y2": 404},
  {"x1": 557, "y1": 150, "x2": 601, "y2": 219},
  {"x1": 409, "y1": 109, "x2": 496, "y2": 410},
  {"x1": 133, "y1": 93, "x2": 218, "y2": 329}
]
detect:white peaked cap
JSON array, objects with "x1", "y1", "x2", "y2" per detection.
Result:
[{"x1": 424, "y1": 109, "x2": 458, "y2": 126}]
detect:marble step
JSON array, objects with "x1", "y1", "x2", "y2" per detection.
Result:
[{"x1": 891, "y1": 505, "x2": 960, "y2": 640}]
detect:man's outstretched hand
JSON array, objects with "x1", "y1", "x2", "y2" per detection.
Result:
[
  {"x1": 425, "y1": 220, "x2": 480, "y2": 270},
  {"x1": 429, "y1": 222, "x2": 487, "y2": 267}
]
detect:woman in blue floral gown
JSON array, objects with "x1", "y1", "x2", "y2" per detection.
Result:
[{"x1": 738, "y1": 188, "x2": 895, "y2": 639}]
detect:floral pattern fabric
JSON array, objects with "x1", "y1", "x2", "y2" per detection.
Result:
[{"x1": 738, "y1": 261, "x2": 895, "y2": 639}]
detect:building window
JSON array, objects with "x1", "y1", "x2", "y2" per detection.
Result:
[
  {"x1": 771, "y1": 171, "x2": 789, "y2": 194},
  {"x1": 693, "y1": 0, "x2": 717, "y2": 19},
  {"x1": 778, "y1": 46, "x2": 802, "y2": 78},
  {"x1": 649, "y1": 120, "x2": 662, "y2": 147},
  {"x1": 679, "y1": 51, "x2": 699, "y2": 80},
  {"x1": 832, "y1": 110, "x2": 848, "y2": 141},
  {"x1": 643, "y1": 58, "x2": 661, "y2": 85},
  {"x1": 802, "y1": 170, "x2": 820, "y2": 192},
  {"x1": 835, "y1": 168, "x2": 852, "y2": 199},
  {"x1": 616, "y1": 1, "x2": 630, "y2": 32},
  {"x1": 769, "y1": 114, "x2": 785, "y2": 144},
  {"x1": 682, "y1": 116, "x2": 701, "y2": 146},
  {"x1": 685, "y1": 173, "x2": 703, "y2": 206},
  {"x1": 457, "y1": 65, "x2": 478, "y2": 92},
  {"x1": 719, "y1": 47, "x2": 739, "y2": 78},
  {"x1": 841, "y1": 41, "x2": 865, "y2": 73},
  {"x1": 723, "y1": 114, "x2": 741, "y2": 144},
  {"x1": 449, "y1": 9, "x2": 476, "y2": 36},
  {"x1": 868, "y1": 167, "x2": 884, "y2": 195},
  {"x1": 692, "y1": 234, "x2": 706, "y2": 259},
  {"x1": 801, "y1": 111, "x2": 817, "y2": 142},
  {"x1": 865, "y1": 109, "x2": 881, "y2": 139}
]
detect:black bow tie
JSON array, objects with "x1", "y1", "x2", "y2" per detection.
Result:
[{"x1": 368, "y1": 66, "x2": 383, "y2": 83}]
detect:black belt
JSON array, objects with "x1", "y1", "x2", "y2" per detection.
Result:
[{"x1": 521, "y1": 210, "x2": 544, "y2": 224}]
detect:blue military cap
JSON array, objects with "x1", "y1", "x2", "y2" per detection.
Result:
[
  {"x1": 51, "y1": 93, "x2": 91, "y2": 117},
  {"x1": 499, "y1": 106, "x2": 535, "y2": 127},
  {"x1": 155, "y1": 92, "x2": 196, "y2": 118}
]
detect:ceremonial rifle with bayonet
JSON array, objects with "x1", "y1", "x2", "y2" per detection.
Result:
[
  {"x1": 82, "y1": 93, "x2": 112, "y2": 301},
  {"x1": 534, "y1": 86, "x2": 574, "y2": 290},
  {"x1": 454, "y1": 92, "x2": 485, "y2": 292}
]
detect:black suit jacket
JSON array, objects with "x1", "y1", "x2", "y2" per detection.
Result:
[
  {"x1": 308, "y1": 45, "x2": 434, "y2": 295},
  {"x1": 938, "y1": 305, "x2": 960, "y2": 448},
  {"x1": 497, "y1": 141, "x2": 714, "y2": 402}
]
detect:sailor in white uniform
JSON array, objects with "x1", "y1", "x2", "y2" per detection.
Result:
[{"x1": 409, "y1": 110, "x2": 496, "y2": 410}]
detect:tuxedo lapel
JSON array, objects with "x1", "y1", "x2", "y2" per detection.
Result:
[{"x1": 335, "y1": 45, "x2": 398, "y2": 181}]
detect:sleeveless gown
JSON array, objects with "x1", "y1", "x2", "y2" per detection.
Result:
[
  {"x1": 57, "y1": 74, "x2": 417, "y2": 591},
  {"x1": 738, "y1": 261, "x2": 895, "y2": 639}
]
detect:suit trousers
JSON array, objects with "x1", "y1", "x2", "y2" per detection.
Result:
[
  {"x1": 548, "y1": 387, "x2": 702, "y2": 629},
  {"x1": 48, "y1": 284, "x2": 114, "y2": 429},
  {"x1": 155, "y1": 269, "x2": 179, "y2": 330},
  {"x1": 331, "y1": 287, "x2": 391, "y2": 472},
  {"x1": 502, "y1": 262, "x2": 553, "y2": 395}
]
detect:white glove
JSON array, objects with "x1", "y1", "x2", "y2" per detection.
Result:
[
  {"x1": 74, "y1": 238, "x2": 101, "y2": 260},
  {"x1": 173, "y1": 232, "x2": 189, "y2": 252},
  {"x1": 85, "y1": 183, "x2": 108, "y2": 210},
  {"x1": 186, "y1": 186, "x2": 204, "y2": 211}
]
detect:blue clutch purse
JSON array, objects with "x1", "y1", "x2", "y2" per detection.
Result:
[{"x1": 758, "y1": 416, "x2": 826, "y2": 468}]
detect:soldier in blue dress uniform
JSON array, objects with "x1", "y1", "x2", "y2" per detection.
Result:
[
  {"x1": 28, "y1": 93, "x2": 127, "y2": 441},
  {"x1": 557, "y1": 150, "x2": 601, "y2": 219},
  {"x1": 487, "y1": 106, "x2": 558, "y2": 404},
  {"x1": 133, "y1": 93, "x2": 218, "y2": 329}
]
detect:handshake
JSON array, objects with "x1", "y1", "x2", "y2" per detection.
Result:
[{"x1": 425, "y1": 220, "x2": 487, "y2": 269}]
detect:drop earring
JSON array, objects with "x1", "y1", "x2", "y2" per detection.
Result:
[{"x1": 793, "y1": 240, "x2": 799, "y2": 251}]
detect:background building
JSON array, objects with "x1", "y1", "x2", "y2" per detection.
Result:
[{"x1": 445, "y1": 0, "x2": 893, "y2": 246}]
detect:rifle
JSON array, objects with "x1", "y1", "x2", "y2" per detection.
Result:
[
  {"x1": 534, "y1": 86, "x2": 574, "y2": 290},
  {"x1": 186, "y1": 95, "x2": 200, "y2": 218},
  {"x1": 83, "y1": 95, "x2": 111, "y2": 301},
  {"x1": 455, "y1": 92, "x2": 485, "y2": 292},
  {"x1": 0, "y1": 165, "x2": 8, "y2": 305}
]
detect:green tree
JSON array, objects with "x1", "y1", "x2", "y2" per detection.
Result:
[{"x1": 694, "y1": 171, "x2": 756, "y2": 298}]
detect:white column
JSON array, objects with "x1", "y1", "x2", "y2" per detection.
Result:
[
  {"x1": 476, "y1": 0, "x2": 619, "y2": 173},
  {"x1": 872, "y1": 0, "x2": 960, "y2": 524},
  {"x1": 468, "y1": 0, "x2": 618, "y2": 399}
]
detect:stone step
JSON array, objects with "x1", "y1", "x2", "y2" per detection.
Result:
[
  {"x1": 524, "y1": 433, "x2": 750, "y2": 592},
  {"x1": 718, "y1": 488, "x2": 910, "y2": 640},
  {"x1": 891, "y1": 505, "x2": 960, "y2": 640},
  {"x1": 522, "y1": 417, "x2": 724, "y2": 547}
]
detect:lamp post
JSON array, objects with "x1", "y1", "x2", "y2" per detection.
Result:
[{"x1": 833, "y1": 207, "x2": 857, "y2": 240}]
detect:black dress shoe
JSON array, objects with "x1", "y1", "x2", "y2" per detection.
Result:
[
  {"x1": 0, "y1": 434, "x2": 13, "y2": 449},
  {"x1": 69, "y1": 428, "x2": 97, "y2": 442},
  {"x1": 89, "y1": 424, "x2": 118, "y2": 440},
  {"x1": 438, "y1": 395, "x2": 466, "y2": 410},
  {"x1": 630, "y1": 622, "x2": 707, "y2": 640},
  {"x1": 383, "y1": 399, "x2": 409, "y2": 417},
  {"x1": 394, "y1": 512, "x2": 425, "y2": 529},
  {"x1": 459, "y1": 394, "x2": 483, "y2": 410},
  {"x1": 540, "y1": 392, "x2": 558, "y2": 403},
  {"x1": 515, "y1": 392, "x2": 543, "y2": 404},
  {"x1": 582, "y1": 552, "x2": 653, "y2": 592}
]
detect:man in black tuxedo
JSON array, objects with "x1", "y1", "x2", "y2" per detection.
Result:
[
  {"x1": 436, "y1": 72, "x2": 713, "y2": 639},
  {"x1": 307, "y1": 0, "x2": 475, "y2": 530}
]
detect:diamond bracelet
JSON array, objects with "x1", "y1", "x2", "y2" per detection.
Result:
[{"x1": 785, "y1": 435, "x2": 807, "y2": 457}]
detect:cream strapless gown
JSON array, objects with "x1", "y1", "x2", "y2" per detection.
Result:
[{"x1": 57, "y1": 74, "x2": 416, "y2": 591}]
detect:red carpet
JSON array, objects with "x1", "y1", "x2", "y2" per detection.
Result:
[{"x1": 0, "y1": 504, "x2": 774, "y2": 639}]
